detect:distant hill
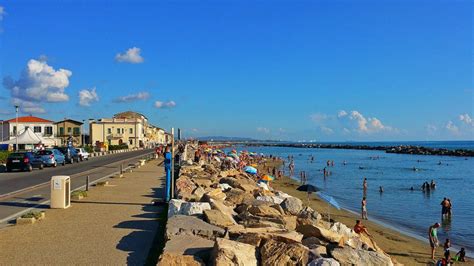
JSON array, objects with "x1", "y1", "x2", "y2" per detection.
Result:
[{"x1": 197, "y1": 136, "x2": 258, "y2": 142}]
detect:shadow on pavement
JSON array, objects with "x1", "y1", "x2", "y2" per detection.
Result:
[{"x1": 0, "y1": 201, "x2": 49, "y2": 209}]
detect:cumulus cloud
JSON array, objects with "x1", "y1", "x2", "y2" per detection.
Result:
[
  {"x1": 114, "y1": 92, "x2": 150, "y2": 103},
  {"x1": 459, "y1": 113, "x2": 474, "y2": 127},
  {"x1": 78, "y1": 87, "x2": 99, "y2": 106},
  {"x1": 115, "y1": 47, "x2": 144, "y2": 64},
  {"x1": 339, "y1": 110, "x2": 394, "y2": 133},
  {"x1": 3, "y1": 58, "x2": 72, "y2": 113},
  {"x1": 446, "y1": 121, "x2": 459, "y2": 134},
  {"x1": 337, "y1": 110, "x2": 348, "y2": 118},
  {"x1": 154, "y1": 100, "x2": 176, "y2": 109},
  {"x1": 257, "y1": 127, "x2": 270, "y2": 134}
]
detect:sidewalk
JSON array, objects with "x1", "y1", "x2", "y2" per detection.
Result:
[{"x1": 0, "y1": 159, "x2": 166, "y2": 265}]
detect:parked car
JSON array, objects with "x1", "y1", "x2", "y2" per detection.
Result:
[
  {"x1": 6, "y1": 152, "x2": 44, "y2": 172},
  {"x1": 77, "y1": 148, "x2": 90, "y2": 161},
  {"x1": 57, "y1": 147, "x2": 80, "y2": 164},
  {"x1": 36, "y1": 149, "x2": 66, "y2": 167}
]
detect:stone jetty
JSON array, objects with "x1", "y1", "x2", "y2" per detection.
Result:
[{"x1": 158, "y1": 152, "x2": 400, "y2": 265}]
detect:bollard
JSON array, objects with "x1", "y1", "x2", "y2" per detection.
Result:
[
  {"x1": 120, "y1": 164, "x2": 123, "y2": 175},
  {"x1": 86, "y1": 175, "x2": 90, "y2": 191}
]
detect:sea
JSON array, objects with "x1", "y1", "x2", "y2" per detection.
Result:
[{"x1": 233, "y1": 141, "x2": 474, "y2": 254}]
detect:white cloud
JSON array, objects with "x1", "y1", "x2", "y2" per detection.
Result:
[
  {"x1": 339, "y1": 110, "x2": 394, "y2": 133},
  {"x1": 310, "y1": 113, "x2": 328, "y2": 123},
  {"x1": 114, "y1": 92, "x2": 150, "y2": 103},
  {"x1": 459, "y1": 113, "x2": 474, "y2": 126},
  {"x1": 3, "y1": 59, "x2": 72, "y2": 113},
  {"x1": 154, "y1": 100, "x2": 176, "y2": 109},
  {"x1": 337, "y1": 110, "x2": 348, "y2": 118},
  {"x1": 78, "y1": 87, "x2": 99, "y2": 106},
  {"x1": 115, "y1": 47, "x2": 144, "y2": 64},
  {"x1": 257, "y1": 127, "x2": 270, "y2": 134},
  {"x1": 0, "y1": 6, "x2": 5, "y2": 21},
  {"x1": 446, "y1": 121, "x2": 459, "y2": 134},
  {"x1": 320, "y1": 126, "x2": 334, "y2": 135}
]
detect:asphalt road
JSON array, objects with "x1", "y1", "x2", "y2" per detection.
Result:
[
  {"x1": 0, "y1": 149, "x2": 156, "y2": 224},
  {"x1": 0, "y1": 149, "x2": 154, "y2": 196}
]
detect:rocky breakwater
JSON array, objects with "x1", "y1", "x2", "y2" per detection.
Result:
[{"x1": 158, "y1": 160, "x2": 399, "y2": 266}]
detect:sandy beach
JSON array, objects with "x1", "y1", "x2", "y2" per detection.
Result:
[{"x1": 268, "y1": 160, "x2": 473, "y2": 265}]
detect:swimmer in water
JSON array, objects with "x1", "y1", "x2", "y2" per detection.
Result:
[{"x1": 379, "y1": 186, "x2": 384, "y2": 193}]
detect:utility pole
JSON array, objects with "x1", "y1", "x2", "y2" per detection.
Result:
[
  {"x1": 15, "y1": 105, "x2": 19, "y2": 151},
  {"x1": 82, "y1": 119, "x2": 85, "y2": 147}
]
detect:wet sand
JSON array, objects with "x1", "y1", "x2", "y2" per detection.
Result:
[{"x1": 263, "y1": 161, "x2": 473, "y2": 266}]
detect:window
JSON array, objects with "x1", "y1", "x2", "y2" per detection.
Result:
[
  {"x1": 122, "y1": 128, "x2": 124, "y2": 134},
  {"x1": 59, "y1": 127, "x2": 64, "y2": 135},
  {"x1": 107, "y1": 128, "x2": 112, "y2": 134},
  {"x1": 34, "y1": 126, "x2": 41, "y2": 133},
  {"x1": 129, "y1": 128, "x2": 133, "y2": 134},
  {"x1": 67, "y1": 127, "x2": 72, "y2": 133},
  {"x1": 13, "y1": 126, "x2": 17, "y2": 134},
  {"x1": 129, "y1": 139, "x2": 133, "y2": 145},
  {"x1": 73, "y1": 127, "x2": 80, "y2": 135},
  {"x1": 117, "y1": 128, "x2": 120, "y2": 134},
  {"x1": 108, "y1": 139, "x2": 111, "y2": 145},
  {"x1": 45, "y1": 126, "x2": 53, "y2": 136}
]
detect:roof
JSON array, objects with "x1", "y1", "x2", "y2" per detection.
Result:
[
  {"x1": 54, "y1": 119, "x2": 84, "y2": 125},
  {"x1": 6, "y1": 116, "x2": 53, "y2": 123},
  {"x1": 114, "y1": 111, "x2": 148, "y2": 120}
]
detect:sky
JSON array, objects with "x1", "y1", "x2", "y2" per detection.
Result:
[{"x1": 0, "y1": 0, "x2": 472, "y2": 141}]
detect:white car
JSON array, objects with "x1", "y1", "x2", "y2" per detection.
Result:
[{"x1": 77, "y1": 148, "x2": 90, "y2": 161}]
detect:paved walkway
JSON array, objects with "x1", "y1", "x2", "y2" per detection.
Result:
[{"x1": 0, "y1": 159, "x2": 166, "y2": 265}]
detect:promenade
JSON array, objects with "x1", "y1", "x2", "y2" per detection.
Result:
[{"x1": 0, "y1": 158, "x2": 166, "y2": 265}]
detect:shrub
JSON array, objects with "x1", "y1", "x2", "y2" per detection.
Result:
[
  {"x1": 109, "y1": 144, "x2": 129, "y2": 151},
  {"x1": 0, "y1": 151, "x2": 11, "y2": 164},
  {"x1": 71, "y1": 190, "x2": 88, "y2": 198},
  {"x1": 21, "y1": 211, "x2": 44, "y2": 219}
]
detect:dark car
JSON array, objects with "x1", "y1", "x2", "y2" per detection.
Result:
[
  {"x1": 57, "y1": 147, "x2": 80, "y2": 164},
  {"x1": 6, "y1": 152, "x2": 44, "y2": 172}
]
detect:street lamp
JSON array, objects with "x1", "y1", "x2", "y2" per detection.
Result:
[
  {"x1": 15, "y1": 105, "x2": 19, "y2": 151},
  {"x1": 82, "y1": 119, "x2": 85, "y2": 147}
]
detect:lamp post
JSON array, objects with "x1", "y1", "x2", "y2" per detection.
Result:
[
  {"x1": 82, "y1": 119, "x2": 85, "y2": 147},
  {"x1": 15, "y1": 105, "x2": 19, "y2": 151}
]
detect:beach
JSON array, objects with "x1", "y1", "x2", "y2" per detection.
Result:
[{"x1": 269, "y1": 161, "x2": 474, "y2": 265}]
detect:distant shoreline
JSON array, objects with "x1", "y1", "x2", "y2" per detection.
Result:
[{"x1": 205, "y1": 141, "x2": 474, "y2": 157}]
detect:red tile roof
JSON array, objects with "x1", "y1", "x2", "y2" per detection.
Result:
[{"x1": 6, "y1": 116, "x2": 53, "y2": 123}]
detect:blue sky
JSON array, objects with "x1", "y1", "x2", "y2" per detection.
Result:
[{"x1": 0, "y1": 0, "x2": 472, "y2": 141}]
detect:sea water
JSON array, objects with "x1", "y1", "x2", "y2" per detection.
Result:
[{"x1": 236, "y1": 143, "x2": 474, "y2": 253}]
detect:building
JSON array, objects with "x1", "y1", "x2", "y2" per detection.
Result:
[
  {"x1": 4, "y1": 116, "x2": 56, "y2": 140},
  {"x1": 90, "y1": 111, "x2": 148, "y2": 148},
  {"x1": 54, "y1": 119, "x2": 84, "y2": 146}
]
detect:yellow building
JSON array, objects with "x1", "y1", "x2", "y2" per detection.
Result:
[{"x1": 54, "y1": 119, "x2": 84, "y2": 146}]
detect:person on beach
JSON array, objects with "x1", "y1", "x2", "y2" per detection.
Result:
[
  {"x1": 441, "y1": 198, "x2": 449, "y2": 218},
  {"x1": 443, "y1": 238, "x2": 451, "y2": 252},
  {"x1": 354, "y1": 220, "x2": 371, "y2": 236},
  {"x1": 447, "y1": 199, "x2": 452, "y2": 218},
  {"x1": 429, "y1": 223, "x2": 441, "y2": 260},
  {"x1": 455, "y1": 248, "x2": 466, "y2": 262},
  {"x1": 363, "y1": 178, "x2": 368, "y2": 191},
  {"x1": 361, "y1": 197, "x2": 368, "y2": 220}
]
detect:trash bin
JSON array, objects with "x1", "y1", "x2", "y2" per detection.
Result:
[{"x1": 50, "y1": 176, "x2": 71, "y2": 209}]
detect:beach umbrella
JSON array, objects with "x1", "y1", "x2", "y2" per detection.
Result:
[
  {"x1": 297, "y1": 184, "x2": 319, "y2": 193},
  {"x1": 228, "y1": 153, "x2": 239, "y2": 159},
  {"x1": 260, "y1": 174, "x2": 275, "y2": 181},
  {"x1": 250, "y1": 164, "x2": 258, "y2": 168},
  {"x1": 244, "y1": 166, "x2": 257, "y2": 175},
  {"x1": 316, "y1": 191, "x2": 341, "y2": 222},
  {"x1": 214, "y1": 157, "x2": 221, "y2": 162}
]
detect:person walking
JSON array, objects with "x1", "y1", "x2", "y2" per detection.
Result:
[
  {"x1": 429, "y1": 223, "x2": 441, "y2": 260},
  {"x1": 361, "y1": 197, "x2": 368, "y2": 220}
]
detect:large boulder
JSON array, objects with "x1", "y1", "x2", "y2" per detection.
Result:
[
  {"x1": 239, "y1": 184, "x2": 259, "y2": 193},
  {"x1": 282, "y1": 215, "x2": 297, "y2": 231},
  {"x1": 204, "y1": 209, "x2": 237, "y2": 228},
  {"x1": 256, "y1": 195, "x2": 285, "y2": 204},
  {"x1": 203, "y1": 188, "x2": 227, "y2": 201},
  {"x1": 176, "y1": 175, "x2": 197, "y2": 198},
  {"x1": 219, "y1": 177, "x2": 241, "y2": 188},
  {"x1": 193, "y1": 178, "x2": 213, "y2": 189},
  {"x1": 168, "y1": 199, "x2": 186, "y2": 218},
  {"x1": 203, "y1": 164, "x2": 219, "y2": 175},
  {"x1": 158, "y1": 253, "x2": 204, "y2": 266},
  {"x1": 166, "y1": 215, "x2": 226, "y2": 240},
  {"x1": 296, "y1": 224, "x2": 345, "y2": 245},
  {"x1": 260, "y1": 239, "x2": 309, "y2": 265},
  {"x1": 298, "y1": 206, "x2": 322, "y2": 222},
  {"x1": 329, "y1": 222, "x2": 356, "y2": 239},
  {"x1": 180, "y1": 202, "x2": 211, "y2": 216},
  {"x1": 230, "y1": 228, "x2": 304, "y2": 246},
  {"x1": 161, "y1": 235, "x2": 214, "y2": 263},
  {"x1": 308, "y1": 258, "x2": 340, "y2": 266},
  {"x1": 225, "y1": 189, "x2": 254, "y2": 206},
  {"x1": 211, "y1": 238, "x2": 258, "y2": 266},
  {"x1": 248, "y1": 205, "x2": 283, "y2": 218},
  {"x1": 302, "y1": 237, "x2": 325, "y2": 249},
  {"x1": 280, "y1": 197, "x2": 304, "y2": 215},
  {"x1": 329, "y1": 246, "x2": 394, "y2": 266}
]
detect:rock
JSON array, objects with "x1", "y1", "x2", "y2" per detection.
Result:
[
  {"x1": 168, "y1": 199, "x2": 186, "y2": 218},
  {"x1": 180, "y1": 202, "x2": 211, "y2": 216},
  {"x1": 219, "y1": 169, "x2": 241, "y2": 178},
  {"x1": 280, "y1": 197, "x2": 304, "y2": 215},
  {"x1": 176, "y1": 175, "x2": 197, "y2": 198},
  {"x1": 211, "y1": 238, "x2": 258, "y2": 266},
  {"x1": 257, "y1": 182, "x2": 270, "y2": 191},
  {"x1": 302, "y1": 237, "x2": 325, "y2": 249},
  {"x1": 203, "y1": 164, "x2": 218, "y2": 175},
  {"x1": 203, "y1": 188, "x2": 227, "y2": 201},
  {"x1": 275, "y1": 191, "x2": 292, "y2": 199},
  {"x1": 208, "y1": 199, "x2": 237, "y2": 219},
  {"x1": 162, "y1": 235, "x2": 214, "y2": 263},
  {"x1": 166, "y1": 215, "x2": 226, "y2": 240},
  {"x1": 308, "y1": 258, "x2": 340, "y2": 266},
  {"x1": 230, "y1": 229, "x2": 304, "y2": 246},
  {"x1": 329, "y1": 246, "x2": 394, "y2": 266},
  {"x1": 248, "y1": 205, "x2": 283, "y2": 218},
  {"x1": 309, "y1": 245, "x2": 329, "y2": 260},
  {"x1": 296, "y1": 224, "x2": 345, "y2": 245},
  {"x1": 219, "y1": 177, "x2": 241, "y2": 188},
  {"x1": 194, "y1": 178, "x2": 213, "y2": 188},
  {"x1": 204, "y1": 209, "x2": 236, "y2": 228},
  {"x1": 256, "y1": 195, "x2": 285, "y2": 204},
  {"x1": 282, "y1": 215, "x2": 297, "y2": 231},
  {"x1": 158, "y1": 253, "x2": 205, "y2": 266},
  {"x1": 260, "y1": 239, "x2": 309, "y2": 265},
  {"x1": 219, "y1": 183, "x2": 233, "y2": 192},
  {"x1": 225, "y1": 189, "x2": 254, "y2": 206},
  {"x1": 298, "y1": 206, "x2": 322, "y2": 221},
  {"x1": 329, "y1": 222, "x2": 356, "y2": 239},
  {"x1": 239, "y1": 184, "x2": 258, "y2": 193},
  {"x1": 192, "y1": 187, "x2": 206, "y2": 200}
]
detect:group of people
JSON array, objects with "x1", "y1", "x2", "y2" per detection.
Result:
[
  {"x1": 429, "y1": 223, "x2": 466, "y2": 264},
  {"x1": 422, "y1": 180, "x2": 437, "y2": 191}
]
